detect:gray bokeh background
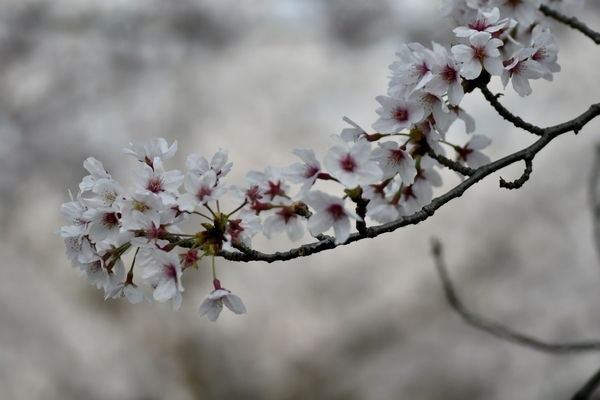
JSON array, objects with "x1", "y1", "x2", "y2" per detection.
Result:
[{"x1": 2, "y1": 1, "x2": 600, "y2": 399}]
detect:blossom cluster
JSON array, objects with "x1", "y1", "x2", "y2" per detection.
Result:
[{"x1": 56, "y1": 0, "x2": 576, "y2": 321}]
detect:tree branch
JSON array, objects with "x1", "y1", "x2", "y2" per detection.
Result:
[
  {"x1": 211, "y1": 102, "x2": 600, "y2": 263},
  {"x1": 499, "y1": 157, "x2": 533, "y2": 189},
  {"x1": 539, "y1": 5, "x2": 600, "y2": 45},
  {"x1": 425, "y1": 146, "x2": 475, "y2": 176},
  {"x1": 588, "y1": 144, "x2": 600, "y2": 261},
  {"x1": 430, "y1": 238, "x2": 600, "y2": 354},
  {"x1": 571, "y1": 366, "x2": 600, "y2": 400},
  {"x1": 479, "y1": 87, "x2": 544, "y2": 136}
]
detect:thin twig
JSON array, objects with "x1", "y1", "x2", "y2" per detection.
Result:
[
  {"x1": 571, "y1": 366, "x2": 600, "y2": 400},
  {"x1": 588, "y1": 145, "x2": 600, "y2": 261},
  {"x1": 425, "y1": 146, "x2": 475, "y2": 176},
  {"x1": 430, "y1": 238, "x2": 600, "y2": 353},
  {"x1": 499, "y1": 157, "x2": 533, "y2": 189},
  {"x1": 540, "y1": 5, "x2": 600, "y2": 45},
  {"x1": 480, "y1": 87, "x2": 545, "y2": 136}
]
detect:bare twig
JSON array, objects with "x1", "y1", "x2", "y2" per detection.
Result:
[
  {"x1": 499, "y1": 157, "x2": 533, "y2": 190},
  {"x1": 430, "y1": 238, "x2": 600, "y2": 353},
  {"x1": 480, "y1": 87, "x2": 545, "y2": 136},
  {"x1": 571, "y1": 366, "x2": 600, "y2": 400},
  {"x1": 588, "y1": 145, "x2": 600, "y2": 261},
  {"x1": 539, "y1": 5, "x2": 600, "y2": 45},
  {"x1": 425, "y1": 146, "x2": 476, "y2": 176}
]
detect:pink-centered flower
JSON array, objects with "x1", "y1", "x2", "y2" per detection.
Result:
[
  {"x1": 138, "y1": 249, "x2": 184, "y2": 311},
  {"x1": 501, "y1": 48, "x2": 544, "y2": 97},
  {"x1": 323, "y1": 135, "x2": 382, "y2": 189},
  {"x1": 122, "y1": 138, "x2": 178, "y2": 166},
  {"x1": 372, "y1": 95, "x2": 425, "y2": 133},
  {"x1": 305, "y1": 191, "x2": 361, "y2": 245},
  {"x1": 370, "y1": 141, "x2": 417, "y2": 184},
  {"x1": 198, "y1": 281, "x2": 246, "y2": 322},
  {"x1": 452, "y1": 32, "x2": 504, "y2": 80},
  {"x1": 282, "y1": 148, "x2": 321, "y2": 200}
]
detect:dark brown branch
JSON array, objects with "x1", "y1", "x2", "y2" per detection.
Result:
[
  {"x1": 499, "y1": 157, "x2": 533, "y2": 189},
  {"x1": 480, "y1": 87, "x2": 545, "y2": 136},
  {"x1": 540, "y1": 5, "x2": 600, "y2": 45},
  {"x1": 212, "y1": 102, "x2": 600, "y2": 263},
  {"x1": 588, "y1": 144, "x2": 600, "y2": 261},
  {"x1": 571, "y1": 366, "x2": 600, "y2": 400},
  {"x1": 425, "y1": 146, "x2": 475, "y2": 176},
  {"x1": 431, "y1": 238, "x2": 600, "y2": 354}
]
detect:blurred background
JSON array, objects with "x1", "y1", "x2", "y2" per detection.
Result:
[{"x1": 2, "y1": 0, "x2": 600, "y2": 399}]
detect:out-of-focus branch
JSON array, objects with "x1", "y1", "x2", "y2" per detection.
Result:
[
  {"x1": 540, "y1": 5, "x2": 600, "y2": 45},
  {"x1": 480, "y1": 87, "x2": 544, "y2": 135},
  {"x1": 430, "y1": 238, "x2": 600, "y2": 354},
  {"x1": 571, "y1": 366, "x2": 600, "y2": 400},
  {"x1": 588, "y1": 145, "x2": 600, "y2": 261}
]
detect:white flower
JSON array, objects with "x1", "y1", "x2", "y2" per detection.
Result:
[
  {"x1": 501, "y1": 48, "x2": 545, "y2": 97},
  {"x1": 452, "y1": 32, "x2": 504, "y2": 79},
  {"x1": 82, "y1": 207, "x2": 121, "y2": 243},
  {"x1": 425, "y1": 44, "x2": 464, "y2": 106},
  {"x1": 489, "y1": 0, "x2": 541, "y2": 27},
  {"x1": 389, "y1": 42, "x2": 436, "y2": 93},
  {"x1": 530, "y1": 25, "x2": 560, "y2": 81},
  {"x1": 138, "y1": 249, "x2": 184, "y2": 311},
  {"x1": 186, "y1": 149, "x2": 232, "y2": 182},
  {"x1": 56, "y1": 190, "x2": 88, "y2": 238},
  {"x1": 372, "y1": 95, "x2": 425, "y2": 133},
  {"x1": 177, "y1": 170, "x2": 227, "y2": 212},
  {"x1": 453, "y1": 7, "x2": 514, "y2": 38},
  {"x1": 79, "y1": 157, "x2": 112, "y2": 192},
  {"x1": 281, "y1": 148, "x2": 321, "y2": 200},
  {"x1": 370, "y1": 141, "x2": 417, "y2": 184},
  {"x1": 198, "y1": 287, "x2": 247, "y2": 322},
  {"x1": 456, "y1": 134, "x2": 492, "y2": 168},
  {"x1": 117, "y1": 190, "x2": 165, "y2": 230},
  {"x1": 105, "y1": 281, "x2": 152, "y2": 304},
  {"x1": 122, "y1": 138, "x2": 178, "y2": 165},
  {"x1": 263, "y1": 204, "x2": 305, "y2": 241},
  {"x1": 340, "y1": 117, "x2": 367, "y2": 142},
  {"x1": 323, "y1": 135, "x2": 383, "y2": 189},
  {"x1": 305, "y1": 191, "x2": 362, "y2": 244},
  {"x1": 224, "y1": 212, "x2": 263, "y2": 249},
  {"x1": 132, "y1": 157, "x2": 184, "y2": 204}
]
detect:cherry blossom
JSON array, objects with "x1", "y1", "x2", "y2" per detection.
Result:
[
  {"x1": 177, "y1": 170, "x2": 227, "y2": 212},
  {"x1": 372, "y1": 95, "x2": 425, "y2": 133},
  {"x1": 122, "y1": 138, "x2": 178, "y2": 166},
  {"x1": 452, "y1": 31, "x2": 504, "y2": 79},
  {"x1": 198, "y1": 281, "x2": 246, "y2": 322},
  {"x1": 323, "y1": 135, "x2": 382, "y2": 189},
  {"x1": 305, "y1": 191, "x2": 362, "y2": 244},
  {"x1": 138, "y1": 249, "x2": 184, "y2": 311},
  {"x1": 456, "y1": 134, "x2": 492, "y2": 168},
  {"x1": 282, "y1": 148, "x2": 321, "y2": 200},
  {"x1": 370, "y1": 141, "x2": 417, "y2": 184},
  {"x1": 501, "y1": 48, "x2": 545, "y2": 97}
]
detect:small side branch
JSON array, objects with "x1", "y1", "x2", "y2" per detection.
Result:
[
  {"x1": 588, "y1": 144, "x2": 600, "y2": 260},
  {"x1": 499, "y1": 157, "x2": 533, "y2": 189},
  {"x1": 431, "y1": 239, "x2": 600, "y2": 354},
  {"x1": 571, "y1": 366, "x2": 600, "y2": 400},
  {"x1": 425, "y1": 146, "x2": 475, "y2": 176},
  {"x1": 480, "y1": 87, "x2": 545, "y2": 136},
  {"x1": 539, "y1": 5, "x2": 600, "y2": 45}
]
